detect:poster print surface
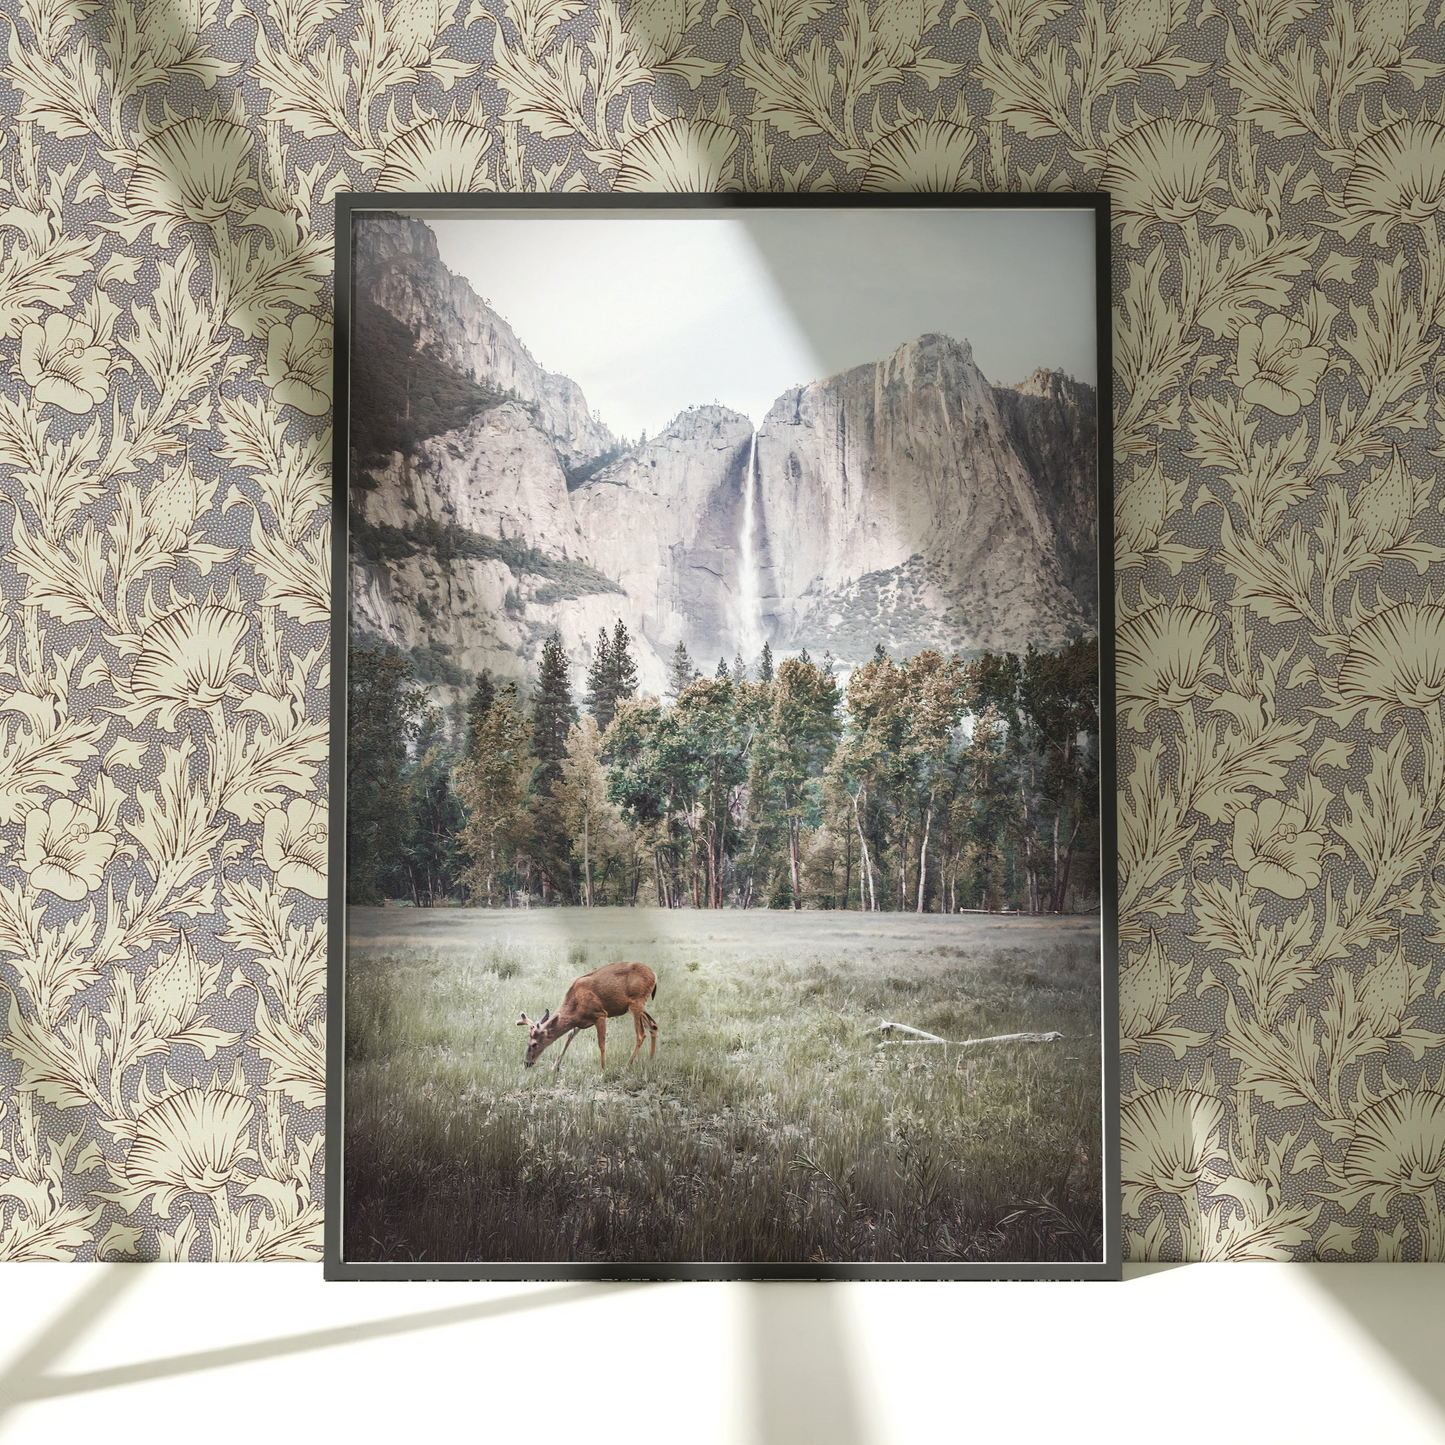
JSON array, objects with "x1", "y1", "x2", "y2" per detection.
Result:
[{"x1": 329, "y1": 195, "x2": 1118, "y2": 1279}]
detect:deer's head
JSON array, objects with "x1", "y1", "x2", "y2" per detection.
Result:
[{"x1": 517, "y1": 1009, "x2": 553, "y2": 1068}]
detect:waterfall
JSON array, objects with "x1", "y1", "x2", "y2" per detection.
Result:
[{"x1": 738, "y1": 430, "x2": 766, "y2": 661}]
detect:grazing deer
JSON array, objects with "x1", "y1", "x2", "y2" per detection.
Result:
[{"x1": 518, "y1": 960, "x2": 658, "y2": 1072}]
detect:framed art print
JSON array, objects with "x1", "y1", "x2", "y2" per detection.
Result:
[{"x1": 326, "y1": 193, "x2": 1119, "y2": 1280}]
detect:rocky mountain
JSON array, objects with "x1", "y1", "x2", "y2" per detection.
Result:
[
  {"x1": 572, "y1": 407, "x2": 754, "y2": 667},
  {"x1": 349, "y1": 397, "x2": 751, "y2": 702},
  {"x1": 348, "y1": 214, "x2": 1098, "y2": 713},
  {"x1": 354, "y1": 214, "x2": 617, "y2": 468},
  {"x1": 993, "y1": 367, "x2": 1099, "y2": 614},
  {"x1": 754, "y1": 336, "x2": 1096, "y2": 661}
]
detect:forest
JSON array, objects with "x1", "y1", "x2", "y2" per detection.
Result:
[{"x1": 346, "y1": 627, "x2": 1101, "y2": 915}]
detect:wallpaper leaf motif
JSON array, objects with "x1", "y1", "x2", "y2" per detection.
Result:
[{"x1": 0, "y1": 0, "x2": 1442, "y2": 1261}]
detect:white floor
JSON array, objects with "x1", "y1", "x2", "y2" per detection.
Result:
[{"x1": 1, "y1": 1265, "x2": 1442, "y2": 1444}]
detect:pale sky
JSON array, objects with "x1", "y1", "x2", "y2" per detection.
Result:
[{"x1": 419, "y1": 208, "x2": 1097, "y2": 443}]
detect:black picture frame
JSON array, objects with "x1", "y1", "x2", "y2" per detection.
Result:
[{"x1": 325, "y1": 191, "x2": 1120, "y2": 1281}]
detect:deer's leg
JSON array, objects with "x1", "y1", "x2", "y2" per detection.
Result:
[
  {"x1": 595, "y1": 1015, "x2": 606, "y2": 1070},
  {"x1": 554, "y1": 1026, "x2": 580, "y2": 1071},
  {"x1": 644, "y1": 1011, "x2": 658, "y2": 1057},
  {"x1": 627, "y1": 1005, "x2": 646, "y2": 1066}
]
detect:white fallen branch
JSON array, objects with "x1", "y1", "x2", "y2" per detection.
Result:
[
  {"x1": 877, "y1": 1020, "x2": 947, "y2": 1042},
  {"x1": 953, "y1": 1030, "x2": 1064, "y2": 1047},
  {"x1": 876, "y1": 1021, "x2": 1064, "y2": 1050}
]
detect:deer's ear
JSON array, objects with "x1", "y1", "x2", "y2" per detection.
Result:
[{"x1": 540, "y1": 1008, "x2": 551, "y2": 1024}]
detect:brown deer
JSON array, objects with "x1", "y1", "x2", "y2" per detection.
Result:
[{"x1": 518, "y1": 960, "x2": 658, "y2": 1072}]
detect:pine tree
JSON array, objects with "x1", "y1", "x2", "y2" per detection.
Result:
[
  {"x1": 529, "y1": 634, "x2": 577, "y2": 901},
  {"x1": 585, "y1": 626, "x2": 614, "y2": 729},
  {"x1": 415, "y1": 703, "x2": 446, "y2": 757},
  {"x1": 465, "y1": 670, "x2": 496, "y2": 759},
  {"x1": 347, "y1": 645, "x2": 428, "y2": 904},
  {"x1": 759, "y1": 640, "x2": 774, "y2": 682},
  {"x1": 733, "y1": 652, "x2": 747, "y2": 684},
  {"x1": 403, "y1": 736, "x2": 465, "y2": 906},
  {"x1": 586, "y1": 620, "x2": 639, "y2": 733},
  {"x1": 455, "y1": 683, "x2": 532, "y2": 907},
  {"x1": 667, "y1": 641, "x2": 695, "y2": 701},
  {"x1": 532, "y1": 632, "x2": 575, "y2": 794},
  {"x1": 715, "y1": 656, "x2": 730, "y2": 680},
  {"x1": 610, "y1": 619, "x2": 638, "y2": 705}
]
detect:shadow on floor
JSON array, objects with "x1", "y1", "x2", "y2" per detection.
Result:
[
  {"x1": 750, "y1": 1283, "x2": 870, "y2": 1445},
  {"x1": 0, "y1": 1274, "x2": 627, "y2": 1417},
  {"x1": 0, "y1": 1268, "x2": 139, "y2": 1423},
  {"x1": 4, "y1": 1269, "x2": 876, "y2": 1444},
  {"x1": 1307, "y1": 1266, "x2": 1445, "y2": 1421}
]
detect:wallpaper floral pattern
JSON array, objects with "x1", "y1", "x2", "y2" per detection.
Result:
[{"x1": 0, "y1": 0, "x2": 1443, "y2": 1262}]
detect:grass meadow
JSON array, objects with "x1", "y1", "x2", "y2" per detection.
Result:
[{"x1": 342, "y1": 909, "x2": 1104, "y2": 1266}]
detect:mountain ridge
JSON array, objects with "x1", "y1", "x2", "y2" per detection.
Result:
[
  {"x1": 349, "y1": 214, "x2": 1098, "y2": 708},
  {"x1": 354, "y1": 214, "x2": 618, "y2": 468},
  {"x1": 753, "y1": 331, "x2": 1096, "y2": 660}
]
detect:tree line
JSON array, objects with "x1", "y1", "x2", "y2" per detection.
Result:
[{"x1": 346, "y1": 623, "x2": 1100, "y2": 914}]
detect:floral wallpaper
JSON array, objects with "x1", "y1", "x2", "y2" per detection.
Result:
[{"x1": 0, "y1": 0, "x2": 1443, "y2": 1262}]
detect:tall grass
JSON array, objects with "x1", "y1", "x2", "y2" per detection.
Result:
[{"x1": 343, "y1": 919, "x2": 1103, "y2": 1264}]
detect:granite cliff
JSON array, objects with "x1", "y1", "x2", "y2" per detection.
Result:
[
  {"x1": 349, "y1": 214, "x2": 1098, "y2": 710},
  {"x1": 753, "y1": 336, "x2": 1096, "y2": 660},
  {"x1": 354, "y1": 213, "x2": 617, "y2": 468},
  {"x1": 572, "y1": 406, "x2": 754, "y2": 668}
]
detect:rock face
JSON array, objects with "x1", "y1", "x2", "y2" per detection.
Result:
[
  {"x1": 350, "y1": 401, "x2": 621, "y2": 697},
  {"x1": 349, "y1": 215, "x2": 1098, "y2": 712},
  {"x1": 573, "y1": 407, "x2": 753, "y2": 670},
  {"x1": 349, "y1": 398, "x2": 751, "y2": 703},
  {"x1": 363, "y1": 403, "x2": 590, "y2": 551},
  {"x1": 354, "y1": 214, "x2": 617, "y2": 468},
  {"x1": 992, "y1": 367, "x2": 1099, "y2": 618},
  {"x1": 754, "y1": 335, "x2": 1096, "y2": 661}
]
